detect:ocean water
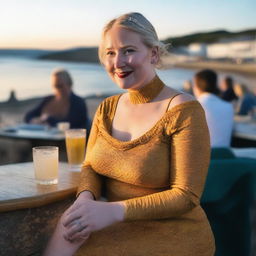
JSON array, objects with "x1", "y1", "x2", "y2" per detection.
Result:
[
  {"x1": 0, "y1": 57, "x2": 254, "y2": 101},
  {"x1": 0, "y1": 57, "x2": 195, "y2": 101}
]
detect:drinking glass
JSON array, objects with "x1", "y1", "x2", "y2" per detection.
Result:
[
  {"x1": 65, "y1": 129, "x2": 86, "y2": 171},
  {"x1": 57, "y1": 122, "x2": 70, "y2": 132},
  {"x1": 33, "y1": 146, "x2": 59, "y2": 184}
]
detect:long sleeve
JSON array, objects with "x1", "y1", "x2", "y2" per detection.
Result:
[
  {"x1": 67, "y1": 93, "x2": 90, "y2": 129},
  {"x1": 24, "y1": 96, "x2": 51, "y2": 123},
  {"x1": 77, "y1": 105, "x2": 103, "y2": 200},
  {"x1": 123, "y1": 104, "x2": 211, "y2": 221}
]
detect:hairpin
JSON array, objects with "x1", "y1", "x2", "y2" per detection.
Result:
[{"x1": 127, "y1": 17, "x2": 146, "y2": 29}]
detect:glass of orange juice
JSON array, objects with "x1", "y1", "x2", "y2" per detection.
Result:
[
  {"x1": 65, "y1": 129, "x2": 86, "y2": 171},
  {"x1": 33, "y1": 146, "x2": 59, "y2": 184}
]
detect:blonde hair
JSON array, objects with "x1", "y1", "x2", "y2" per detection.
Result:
[
  {"x1": 98, "y1": 12, "x2": 170, "y2": 69},
  {"x1": 52, "y1": 68, "x2": 73, "y2": 87}
]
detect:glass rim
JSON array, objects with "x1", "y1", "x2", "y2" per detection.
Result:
[
  {"x1": 32, "y1": 146, "x2": 59, "y2": 151},
  {"x1": 65, "y1": 128, "x2": 86, "y2": 134}
]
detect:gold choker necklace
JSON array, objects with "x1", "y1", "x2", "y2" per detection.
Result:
[{"x1": 128, "y1": 76, "x2": 165, "y2": 104}]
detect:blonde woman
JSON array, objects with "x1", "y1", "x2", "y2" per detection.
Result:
[{"x1": 44, "y1": 12, "x2": 215, "y2": 256}]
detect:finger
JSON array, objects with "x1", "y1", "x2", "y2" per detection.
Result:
[
  {"x1": 63, "y1": 222, "x2": 80, "y2": 241},
  {"x1": 64, "y1": 219, "x2": 87, "y2": 240},
  {"x1": 69, "y1": 227, "x2": 91, "y2": 242},
  {"x1": 70, "y1": 233, "x2": 90, "y2": 244},
  {"x1": 62, "y1": 210, "x2": 82, "y2": 227}
]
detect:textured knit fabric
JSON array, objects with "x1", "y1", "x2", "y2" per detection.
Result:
[
  {"x1": 128, "y1": 75, "x2": 164, "y2": 104},
  {"x1": 76, "y1": 91, "x2": 215, "y2": 255}
]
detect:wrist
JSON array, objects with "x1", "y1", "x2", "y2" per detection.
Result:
[
  {"x1": 110, "y1": 201, "x2": 125, "y2": 222},
  {"x1": 78, "y1": 190, "x2": 94, "y2": 200}
]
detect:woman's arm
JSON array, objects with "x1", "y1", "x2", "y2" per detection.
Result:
[
  {"x1": 60, "y1": 101, "x2": 125, "y2": 242},
  {"x1": 76, "y1": 104, "x2": 103, "y2": 199},
  {"x1": 24, "y1": 97, "x2": 50, "y2": 123},
  {"x1": 122, "y1": 103, "x2": 211, "y2": 221}
]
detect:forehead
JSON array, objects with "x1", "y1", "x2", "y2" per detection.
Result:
[
  {"x1": 103, "y1": 25, "x2": 145, "y2": 49},
  {"x1": 52, "y1": 74, "x2": 66, "y2": 84}
]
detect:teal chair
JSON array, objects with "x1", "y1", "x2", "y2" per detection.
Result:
[{"x1": 201, "y1": 148, "x2": 256, "y2": 256}]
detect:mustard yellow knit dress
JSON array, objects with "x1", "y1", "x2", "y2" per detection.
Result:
[{"x1": 76, "y1": 93, "x2": 215, "y2": 255}]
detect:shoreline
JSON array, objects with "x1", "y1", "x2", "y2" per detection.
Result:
[
  {"x1": 0, "y1": 61, "x2": 255, "y2": 126},
  {"x1": 172, "y1": 61, "x2": 256, "y2": 78}
]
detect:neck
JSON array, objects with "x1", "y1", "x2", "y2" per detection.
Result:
[{"x1": 128, "y1": 75, "x2": 165, "y2": 104}]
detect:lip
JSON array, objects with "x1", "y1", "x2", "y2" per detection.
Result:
[{"x1": 115, "y1": 71, "x2": 133, "y2": 78}]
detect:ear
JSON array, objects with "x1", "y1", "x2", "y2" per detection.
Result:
[{"x1": 151, "y1": 46, "x2": 159, "y2": 65}]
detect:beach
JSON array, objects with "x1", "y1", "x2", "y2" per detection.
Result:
[{"x1": 162, "y1": 58, "x2": 256, "y2": 89}]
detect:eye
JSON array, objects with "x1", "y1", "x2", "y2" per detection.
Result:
[
  {"x1": 106, "y1": 51, "x2": 115, "y2": 56},
  {"x1": 124, "y1": 48, "x2": 135, "y2": 55}
]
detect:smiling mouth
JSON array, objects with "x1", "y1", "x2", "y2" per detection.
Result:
[{"x1": 116, "y1": 71, "x2": 133, "y2": 78}]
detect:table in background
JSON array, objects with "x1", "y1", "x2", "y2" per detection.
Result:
[
  {"x1": 0, "y1": 162, "x2": 80, "y2": 256},
  {"x1": 232, "y1": 116, "x2": 256, "y2": 147},
  {"x1": 0, "y1": 126, "x2": 65, "y2": 141},
  {"x1": 0, "y1": 125, "x2": 66, "y2": 164},
  {"x1": 232, "y1": 147, "x2": 256, "y2": 159}
]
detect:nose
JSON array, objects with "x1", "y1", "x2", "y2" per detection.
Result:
[{"x1": 114, "y1": 52, "x2": 125, "y2": 69}]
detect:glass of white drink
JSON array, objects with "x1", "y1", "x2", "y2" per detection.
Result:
[{"x1": 33, "y1": 146, "x2": 59, "y2": 185}]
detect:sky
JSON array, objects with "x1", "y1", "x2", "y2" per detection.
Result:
[{"x1": 0, "y1": 0, "x2": 255, "y2": 49}]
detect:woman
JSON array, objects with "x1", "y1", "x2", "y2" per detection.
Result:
[
  {"x1": 24, "y1": 69, "x2": 89, "y2": 129},
  {"x1": 234, "y1": 83, "x2": 256, "y2": 115},
  {"x1": 44, "y1": 13, "x2": 215, "y2": 256}
]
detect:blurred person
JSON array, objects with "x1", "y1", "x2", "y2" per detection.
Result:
[
  {"x1": 193, "y1": 69, "x2": 234, "y2": 147},
  {"x1": 44, "y1": 12, "x2": 214, "y2": 256},
  {"x1": 24, "y1": 69, "x2": 90, "y2": 129},
  {"x1": 234, "y1": 83, "x2": 256, "y2": 116},
  {"x1": 220, "y1": 76, "x2": 238, "y2": 102}
]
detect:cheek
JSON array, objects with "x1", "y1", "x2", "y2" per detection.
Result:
[
  {"x1": 131, "y1": 53, "x2": 151, "y2": 68},
  {"x1": 103, "y1": 60, "x2": 113, "y2": 72}
]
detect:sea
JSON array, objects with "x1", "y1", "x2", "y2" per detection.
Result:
[{"x1": 0, "y1": 56, "x2": 255, "y2": 102}]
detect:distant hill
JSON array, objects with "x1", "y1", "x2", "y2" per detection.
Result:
[
  {"x1": 0, "y1": 49, "x2": 54, "y2": 58},
  {"x1": 164, "y1": 29, "x2": 256, "y2": 48},
  {"x1": 38, "y1": 47, "x2": 99, "y2": 63},
  {"x1": 1, "y1": 28, "x2": 254, "y2": 63}
]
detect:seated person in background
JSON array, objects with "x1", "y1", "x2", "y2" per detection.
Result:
[
  {"x1": 234, "y1": 83, "x2": 256, "y2": 116},
  {"x1": 24, "y1": 69, "x2": 90, "y2": 129},
  {"x1": 220, "y1": 76, "x2": 238, "y2": 102},
  {"x1": 193, "y1": 69, "x2": 234, "y2": 147}
]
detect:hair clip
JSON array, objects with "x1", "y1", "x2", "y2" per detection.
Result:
[{"x1": 127, "y1": 17, "x2": 146, "y2": 29}]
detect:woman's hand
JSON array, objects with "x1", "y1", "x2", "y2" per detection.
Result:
[
  {"x1": 29, "y1": 114, "x2": 49, "y2": 125},
  {"x1": 61, "y1": 191, "x2": 125, "y2": 242},
  {"x1": 30, "y1": 117, "x2": 43, "y2": 124}
]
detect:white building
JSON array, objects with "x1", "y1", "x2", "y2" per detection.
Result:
[
  {"x1": 184, "y1": 38, "x2": 256, "y2": 60},
  {"x1": 207, "y1": 39, "x2": 256, "y2": 59},
  {"x1": 187, "y1": 43, "x2": 207, "y2": 58}
]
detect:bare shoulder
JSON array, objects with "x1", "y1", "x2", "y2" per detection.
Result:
[{"x1": 165, "y1": 87, "x2": 196, "y2": 111}]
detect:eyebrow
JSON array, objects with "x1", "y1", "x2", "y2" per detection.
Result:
[{"x1": 105, "y1": 45, "x2": 138, "y2": 50}]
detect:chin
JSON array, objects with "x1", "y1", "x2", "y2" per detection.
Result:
[
  {"x1": 115, "y1": 78, "x2": 141, "y2": 90},
  {"x1": 117, "y1": 82, "x2": 136, "y2": 90}
]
